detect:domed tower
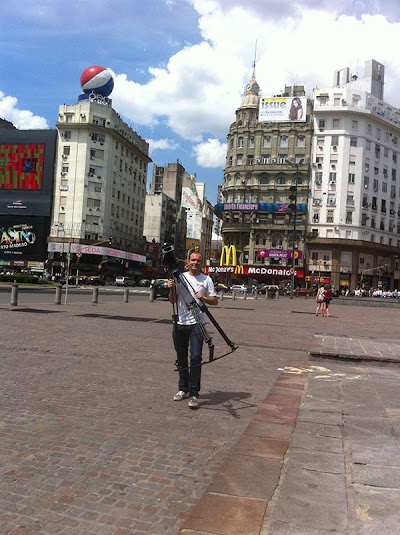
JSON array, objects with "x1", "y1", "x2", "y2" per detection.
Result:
[{"x1": 217, "y1": 68, "x2": 313, "y2": 290}]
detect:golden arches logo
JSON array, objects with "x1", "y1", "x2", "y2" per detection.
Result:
[
  {"x1": 234, "y1": 265, "x2": 244, "y2": 275},
  {"x1": 220, "y1": 245, "x2": 237, "y2": 266}
]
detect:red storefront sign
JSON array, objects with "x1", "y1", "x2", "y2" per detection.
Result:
[{"x1": 206, "y1": 265, "x2": 304, "y2": 279}]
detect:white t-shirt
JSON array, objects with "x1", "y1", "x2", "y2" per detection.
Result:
[{"x1": 175, "y1": 272, "x2": 217, "y2": 325}]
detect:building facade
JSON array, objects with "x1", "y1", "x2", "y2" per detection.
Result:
[
  {"x1": 309, "y1": 59, "x2": 400, "y2": 292},
  {"x1": 48, "y1": 96, "x2": 150, "y2": 277},
  {"x1": 217, "y1": 70, "x2": 313, "y2": 285}
]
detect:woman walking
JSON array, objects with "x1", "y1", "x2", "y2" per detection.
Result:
[
  {"x1": 315, "y1": 286, "x2": 325, "y2": 316},
  {"x1": 322, "y1": 283, "x2": 332, "y2": 317}
]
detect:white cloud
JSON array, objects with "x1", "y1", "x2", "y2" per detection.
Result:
[
  {"x1": 111, "y1": 2, "x2": 400, "y2": 157},
  {"x1": 193, "y1": 138, "x2": 227, "y2": 168},
  {"x1": 148, "y1": 138, "x2": 179, "y2": 154},
  {"x1": 0, "y1": 91, "x2": 49, "y2": 129}
]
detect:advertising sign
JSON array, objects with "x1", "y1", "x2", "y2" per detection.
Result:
[
  {"x1": 0, "y1": 217, "x2": 46, "y2": 260},
  {"x1": 259, "y1": 97, "x2": 307, "y2": 123},
  {"x1": 258, "y1": 249, "x2": 303, "y2": 260},
  {"x1": 206, "y1": 265, "x2": 304, "y2": 279},
  {"x1": 0, "y1": 143, "x2": 45, "y2": 190},
  {"x1": 214, "y1": 203, "x2": 306, "y2": 215}
]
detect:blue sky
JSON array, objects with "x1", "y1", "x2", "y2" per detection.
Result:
[{"x1": 1, "y1": 0, "x2": 400, "y2": 203}]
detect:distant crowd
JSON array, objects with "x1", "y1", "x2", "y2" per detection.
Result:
[{"x1": 353, "y1": 288, "x2": 399, "y2": 298}]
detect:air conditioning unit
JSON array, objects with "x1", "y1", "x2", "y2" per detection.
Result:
[
  {"x1": 95, "y1": 207, "x2": 100, "y2": 211},
  {"x1": 364, "y1": 184, "x2": 368, "y2": 188},
  {"x1": 100, "y1": 142, "x2": 104, "y2": 145},
  {"x1": 61, "y1": 172, "x2": 66, "y2": 176},
  {"x1": 318, "y1": 146, "x2": 323, "y2": 150},
  {"x1": 314, "y1": 199, "x2": 321, "y2": 205},
  {"x1": 271, "y1": 158, "x2": 277, "y2": 163},
  {"x1": 329, "y1": 180, "x2": 336, "y2": 185},
  {"x1": 315, "y1": 179, "x2": 322, "y2": 185},
  {"x1": 276, "y1": 245, "x2": 283, "y2": 249},
  {"x1": 62, "y1": 154, "x2": 68, "y2": 159},
  {"x1": 332, "y1": 145, "x2": 337, "y2": 150}
]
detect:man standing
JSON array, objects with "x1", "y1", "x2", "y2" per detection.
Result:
[{"x1": 167, "y1": 251, "x2": 218, "y2": 409}]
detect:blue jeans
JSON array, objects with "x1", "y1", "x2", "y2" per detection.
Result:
[{"x1": 173, "y1": 323, "x2": 204, "y2": 397}]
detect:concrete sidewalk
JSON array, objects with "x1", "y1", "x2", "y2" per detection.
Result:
[{"x1": 180, "y1": 333, "x2": 400, "y2": 535}]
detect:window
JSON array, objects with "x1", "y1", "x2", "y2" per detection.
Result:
[
  {"x1": 348, "y1": 173, "x2": 355, "y2": 183},
  {"x1": 367, "y1": 124, "x2": 372, "y2": 134},
  {"x1": 331, "y1": 135, "x2": 339, "y2": 146},
  {"x1": 364, "y1": 175, "x2": 369, "y2": 188},
  {"x1": 334, "y1": 97, "x2": 340, "y2": 106},
  {"x1": 261, "y1": 155, "x2": 270, "y2": 164},
  {"x1": 313, "y1": 213, "x2": 319, "y2": 222},
  {"x1": 315, "y1": 172, "x2": 322, "y2": 184},
  {"x1": 63, "y1": 131, "x2": 71, "y2": 140},
  {"x1": 352, "y1": 120, "x2": 358, "y2": 130},
  {"x1": 373, "y1": 179, "x2": 379, "y2": 191},
  {"x1": 327, "y1": 194, "x2": 336, "y2": 205},
  {"x1": 276, "y1": 177, "x2": 286, "y2": 185},
  {"x1": 372, "y1": 197, "x2": 377, "y2": 210},
  {"x1": 329, "y1": 172, "x2": 337, "y2": 183},
  {"x1": 248, "y1": 136, "x2": 255, "y2": 148},
  {"x1": 361, "y1": 214, "x2": 367, "y2": 226},
  {"x1": 376, "y1": 128, "x2": 381, "y2": 139},
  {"x1": 382, "y1": 182, "x2": 387, "y2": 193},
  {"x1": 297, "y1": 136, "x2": 305, "y2": 147},
  {"x1": 332, "y1": 119, "x2": 340, "y2": 129},
  {"x1": 237, "y1": 137, "x2": 244, "y2": 147},
  {"x1": 318, "y1": 119, "x2": 325, "y2": 129},
  {"x1": 366, "y1": 140, "x2": 371, "y2": 151},
  {"x1": 381, "y1": 199, "x2": 386, "y2": 212},
  {"x1": 280, "y1": 136, "x2": 288, "y2": 148},
  {"x1": 350, "y1": 137, "x2": 357, "y2": 147},
  {"x1": 393, "y1": 152, "x2": 397, "y2": 163},
  {"x1": 62, "y1": 166, "x2": 69, "y2": 174},
  {"x1": 375, "y1": 144, "x2": 381, "y2": 158},
  {"x1": 384, "y1": 147, "x2": 389, "y2": 158},
  {"x1": 374, "y1": 167, "x2": 379, "y2": 176},
  {"x1": 278, "y1": 154, "x2": 287, "y2": 164},
  {"x1": 247, "y1": 156, "x2": 254, "y2": 165},
  {"x1": 362, "y1": 195, "x2": 368, "y2": 208},
  {"x1": 237, "y1": 155, "x2": 243, "y2": 165},
  {"x1": 346, "y1": 211, "x2": 353, "y2": 223},
  {"x1": 327, "y1": 210, "x2": 334, "y2": 223},
  {"x1": 263, "y1": 136, "x2": 271, "y2": 148}
]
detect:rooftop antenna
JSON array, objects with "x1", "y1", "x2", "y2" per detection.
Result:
[{"x1": 252, "y1": 40, "x2": 258, "y2": 77}]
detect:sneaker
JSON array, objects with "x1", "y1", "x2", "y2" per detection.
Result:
[
  {"x1": 188, "y1": 396, "x2": 199, "y2": 409},
  {"x1": 173, "y1": 391, "x2": 188, "y2": 401}
]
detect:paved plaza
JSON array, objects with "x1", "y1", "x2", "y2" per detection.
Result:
[{"x1": 0, "y1": 291, "x2": 400, "y2": 534}]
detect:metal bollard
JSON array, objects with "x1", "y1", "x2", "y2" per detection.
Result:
[
  {"x1": 55, "y1": 284, "x2": 62, "y2": 305},
  {"x1": 149, "y1": 287, "x2": 155, "y2": 302},
  {"x1": 124, "y1": 288, "x2": 129, "y2": 303},
  {"x1": 92, "y1": 287, "x2": 99, "y2": 304},
  {"x1": 11, "y1": 281, "x2": 18, "y2": 306},
  {"x1": 219, "y1": 290, "x2": 224, "y2": 301},
  {"x1": 254, "y1": 290, "x2": 258, "y2": 299},
  {"x1": 244, "y1": 291, "x2": 247, "y2": 300},
  {"x1": 232, "y1": 291, "x2": 236, "y2": 300}
]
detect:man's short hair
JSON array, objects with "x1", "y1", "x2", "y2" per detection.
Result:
[{"x1": 187, "y1": 249, "x2": 203, "y2": 261}]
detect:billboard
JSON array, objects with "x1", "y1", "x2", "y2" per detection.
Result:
[
  {"x1": 259, "y1": 97, "x2": 307, "y2": 123},
  {"x1": 0, "y1": 217, "x2": 47, "y2": 261},
  {"x1": 0, "y1": 144, "x2": 45, "y2": 190}
]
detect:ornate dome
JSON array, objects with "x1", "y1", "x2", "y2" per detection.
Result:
[{"x1": 239, "y1": 70, "x2": 261, "y2": 109}]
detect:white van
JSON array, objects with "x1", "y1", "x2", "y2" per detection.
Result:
[{"x1": 115, "y1": 276, "x2": 135, "y2": 287}]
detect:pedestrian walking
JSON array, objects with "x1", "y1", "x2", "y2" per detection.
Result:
[
  {"x1": 315, "y1": 286, "x2": 325, "y2": 316},
  {"x1": 322, "y1": 283, "x2": 332, "y2": 317},
  {"x1": 167, "y1": 251, "x2": 218, "y2": 409}
]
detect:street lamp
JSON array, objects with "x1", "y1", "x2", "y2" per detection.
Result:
[
  {"x1": 64, "y1": 237, "x2": 112, "y2": 305},
  {"x1": 287, "y1": 159, "x2": 303, "y2": 299}
]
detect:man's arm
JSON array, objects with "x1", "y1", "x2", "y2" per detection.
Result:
[{"x1": 167, "y1": 279, "x2": 177, "y2": 303}]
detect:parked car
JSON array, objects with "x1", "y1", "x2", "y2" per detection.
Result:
[
  {"x1": 152, "y1": 279, "x2": 169, "y2": 299},
  {"x1": 87, "y1": 276, "x2": 106, "y2": 286},
  {"x1": 230, "y1": 284, "x2": 248, "y2": 293},
  {"x1": 138, "y1": 278, "x2": 151, "y2": 287},
  {"x1": 115, "y1": 276, "x2": 135, "y2": 287},
  {"x1": 215, "y1": 283, "x2": 230, "y2": 293}
]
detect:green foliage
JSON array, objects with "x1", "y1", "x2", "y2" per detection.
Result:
[{"x1": 0, "y1": 274, "x2": 51, "y2": 285}]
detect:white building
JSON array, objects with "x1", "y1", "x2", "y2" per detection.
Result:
[
  {"x1": 49, "y1": 97, "x2": 150, "y2": 275},
  {"x1": 310, "y1": 59, "x2": 400, "y2": 291}
]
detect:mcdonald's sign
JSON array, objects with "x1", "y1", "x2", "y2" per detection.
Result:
[
  {"x1": 234, "y1": 265, "x2": 244, "y2": 275},
  {"x1": 220, "y1": 245, "x2": 237, "y2": 266}
]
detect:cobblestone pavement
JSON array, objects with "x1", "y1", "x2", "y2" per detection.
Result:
[{"x1": 1, "y1": 295, "x2": 399, "y2": 534}]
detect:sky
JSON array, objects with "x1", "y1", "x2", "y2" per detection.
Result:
[{"x1": 1, "y1": 0, "x2": 400, "y2": 203}]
